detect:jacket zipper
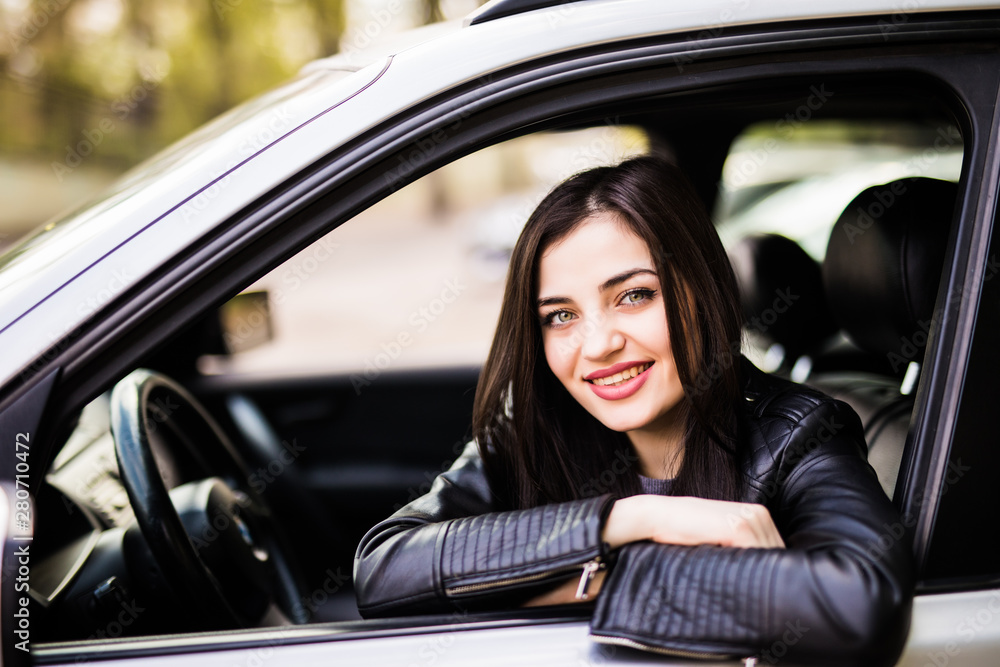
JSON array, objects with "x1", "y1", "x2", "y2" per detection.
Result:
[
  {"x1": 574, "y1": 558, "x2": 605, "y2": 600},
  {"x1": 591, "y1": 633, "x2": 753, "y2": 662},
  {"x1": 445, "y1": 556, "x2": 603, "y2": 597}
]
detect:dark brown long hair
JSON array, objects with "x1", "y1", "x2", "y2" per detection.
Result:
[{"x1": 473, "y1": 156, "x2": 745, "y2": 509}]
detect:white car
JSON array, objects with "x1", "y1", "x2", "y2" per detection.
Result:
[{"x1": 3, "y1": 0, "x2": 1000, "y2": 665}]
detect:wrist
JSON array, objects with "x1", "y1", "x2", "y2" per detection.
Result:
[{"x1": 602, "y1": 496, "x2": 652, "y2": 548}]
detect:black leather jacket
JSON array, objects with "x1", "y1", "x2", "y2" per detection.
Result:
[{"x1": 354, "y1": 362, "x2": 913, "y2": 665}]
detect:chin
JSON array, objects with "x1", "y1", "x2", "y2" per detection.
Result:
[{"x1": 589, "y1": 407, "x2": 657, "y2": 433}]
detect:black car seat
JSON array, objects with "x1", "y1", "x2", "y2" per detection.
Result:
[
  {"x1": 728, "y1": 233, "x2": 839, "y2": 379},
  {"x1": 811, "y1": 177, "x2": 958, "y2": 498}
]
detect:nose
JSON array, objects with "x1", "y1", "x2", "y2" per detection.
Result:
[{"x1": 580, "y1": 312, "x2": 625, "y2": 361}]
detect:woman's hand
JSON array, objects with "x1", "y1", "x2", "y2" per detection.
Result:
[{"x1": 603, "y1": 495, "x2": 786, "y2": 550}]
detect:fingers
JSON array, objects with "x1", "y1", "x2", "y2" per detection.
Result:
[
  {"x1": 724, "y1": 502, "x2": 785, "y2": 548},
  {"x1": 644, "y1": 497, "x2": 785, "y2": 550}
]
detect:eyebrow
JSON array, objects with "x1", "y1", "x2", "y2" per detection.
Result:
[
  {"x1": 600, "y1": 268, "x2": 657, "y2": 292},
  {"x1": 536, "y1": 268, "x2": 658, "y2": 309}
]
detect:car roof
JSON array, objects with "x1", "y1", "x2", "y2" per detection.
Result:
[
  {"x1": 0, "y1": 0, "x2": 997, "y2": 385},
  {"x1": 469, "y1": 0, "x2": 1000, "y2": 25}
]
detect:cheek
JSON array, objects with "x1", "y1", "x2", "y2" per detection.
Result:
[
  {"x1": 542, "y1": 333, "x2": 576, "y2": 383},
  {"x1": 632, "y1": 308, "x2": 672, "y2": 357}
]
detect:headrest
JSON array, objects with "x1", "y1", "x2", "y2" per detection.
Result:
[
  {"x1": 728, "y1": 233, "x2": 837, "y2": 357},
  {"x1": 822, "y1": 177, "x2": 956, "y2": 358}
]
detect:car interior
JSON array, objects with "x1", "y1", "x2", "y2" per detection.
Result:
[{"x1": 28, "y1": 69, "x2": 965, "y2": 649}]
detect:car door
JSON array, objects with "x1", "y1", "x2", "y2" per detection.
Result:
[{"x1": 5, "y1": 5, "x2": 1000, "y2": 666}]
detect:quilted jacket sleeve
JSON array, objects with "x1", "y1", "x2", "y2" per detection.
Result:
[
  {"x1": 354, "y1": 440, "x2": 615, "y2": 617},
  {"x1": 589, "y1": 396, "x2": 913, "y2": 667}
]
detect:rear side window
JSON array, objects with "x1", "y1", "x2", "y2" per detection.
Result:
[{"x1": 715, "y1": 119, "x2": 963, "y2": 371}]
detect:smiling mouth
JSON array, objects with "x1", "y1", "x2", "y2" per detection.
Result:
[{"x1": 586, "y1": 362, "x2": 652, "y2": 387}]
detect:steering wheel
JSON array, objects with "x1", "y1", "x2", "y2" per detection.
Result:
[{"x1": 110, "y1": 369, "x2": 310, "y2": 629}]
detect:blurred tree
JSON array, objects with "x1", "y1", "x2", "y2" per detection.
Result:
[
  {"x1": 0, "y1": 0, "x2": 345, "y2": 173},
  {"x1": 0, "y1": 0, "x2": 492, "y2": 241}
]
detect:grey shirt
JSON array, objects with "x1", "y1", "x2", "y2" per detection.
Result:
[{"x1": 638, "y1": 474, "x2": 674, "y2": 496}]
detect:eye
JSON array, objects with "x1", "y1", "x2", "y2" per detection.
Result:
[
  {"x1": 621, "y1": 288, "x2": 655, "y2": 306},
  {"x1": 543, "y1": 310, "x2": 576, "y2": 327}
]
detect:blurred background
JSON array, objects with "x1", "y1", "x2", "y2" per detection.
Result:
[{"x1": 0, "y1": 0, "x2": 486, "y2": 250}]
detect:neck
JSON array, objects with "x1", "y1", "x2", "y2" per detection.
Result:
[{"x1": 627, "y1": 409, "x2": 686, "y2": 479}]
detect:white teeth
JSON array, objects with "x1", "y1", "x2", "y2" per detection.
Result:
[{"x1": 590, "y1": 363, "x2": 650, "y2": 386}]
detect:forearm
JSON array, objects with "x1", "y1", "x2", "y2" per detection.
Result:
[
  {"x1": 603, "y1": 494, "x2": 785, "y2": 549},
  {"x1": 356, "y1": 494, "x2": 616, "y2": 617}
]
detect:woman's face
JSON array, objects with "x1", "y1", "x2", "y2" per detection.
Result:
[{"x1": 537, "y1": 212, "x2": 686, "y2": 442}]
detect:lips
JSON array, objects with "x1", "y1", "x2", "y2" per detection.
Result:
[
  {"x1": 587, "y1": 362, "x2": 652, "y2": 387},
  {"x1": 585, "y1": 361, "x2": 653, "y2": 400}
]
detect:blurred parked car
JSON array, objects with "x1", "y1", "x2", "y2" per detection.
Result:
[{"x1": 3, "y1": 0, "x2": 1000, "y2": 665}]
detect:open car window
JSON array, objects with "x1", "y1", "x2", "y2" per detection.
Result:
[
  {"x1": 38, "y1": 87, "x2": 970, "y2": 638},
  {"x1": 200, "y1": 127, "x2": 650, "y2": 378}
]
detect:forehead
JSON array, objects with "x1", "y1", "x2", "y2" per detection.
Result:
[{"x1": 537, "y1": 213, "x2": 655, "y2": 294}]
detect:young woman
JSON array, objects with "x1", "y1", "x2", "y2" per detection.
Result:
[{"x1": 354, "y1": 156, "x2": 912, "y2": 665}]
